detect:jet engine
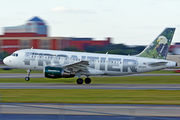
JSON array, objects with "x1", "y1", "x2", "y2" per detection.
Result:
[{"x1": 44, "y1": 66, "x2": 75, "y2": 78}]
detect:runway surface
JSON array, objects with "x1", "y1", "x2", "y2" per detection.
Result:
[
  {"x1": 2, "y1": 114, "x2": 180, "y2": 120},
  {"x1": 1, "y1": 72, "x2": 180, "y2": 119},
  {"x1": 0, "y1": 73, "x2": 180, "y2": 78},
  {"x1": 0, "y1": 103, "x2": 180, "y2": 120},
  {"x1": 1, "y1": 83, "x2": 180, "y2": 90}
]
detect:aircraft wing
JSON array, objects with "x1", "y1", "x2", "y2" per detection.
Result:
[
  {"x1": 61, "y1": 61, "x2": 89, "y2": 72},
  {"x1": 148, "y1": 62, "x2": 168, "y2": 67}
]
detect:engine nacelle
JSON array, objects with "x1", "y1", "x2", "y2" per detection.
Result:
[{"x1": 44, "y1": 66, "x2": 75, "y2": 78}]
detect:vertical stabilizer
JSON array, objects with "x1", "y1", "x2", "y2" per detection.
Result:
[{"x1": 137, "y1": 28, "x2": 176, "y2": 59}]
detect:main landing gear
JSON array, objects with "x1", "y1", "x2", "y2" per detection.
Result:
[
  {"x1": 25, "y1": 69, "x2": 31, "y2": 81},
  {"x1": 76, "y1": 77, "x2": 91, "y2": 84}
]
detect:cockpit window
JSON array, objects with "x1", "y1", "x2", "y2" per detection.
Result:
[{"x1": 11, "y1": 53, "x2": 18, "y2": 57}]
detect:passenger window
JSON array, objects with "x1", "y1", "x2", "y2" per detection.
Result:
[{"x1": 39, "y1": 53, "x2": 42, "y2": 55}]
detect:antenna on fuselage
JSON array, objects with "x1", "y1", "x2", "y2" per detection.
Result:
[{"x1": 31, "y1": 47, "x2": 33, "y2": 49}]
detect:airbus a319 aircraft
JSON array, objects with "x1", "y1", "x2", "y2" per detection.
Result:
[{"x1": 3, "y1": 28, "x2": 177, "y2": 84}]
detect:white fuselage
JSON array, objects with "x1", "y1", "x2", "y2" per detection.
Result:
[{"x1": 3, "y1": 49, "x2": 177, "y2": 76}]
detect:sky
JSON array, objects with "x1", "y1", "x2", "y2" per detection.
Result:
[{"x1": 1, "y1": 0, "x2": 180, "y2": 45}]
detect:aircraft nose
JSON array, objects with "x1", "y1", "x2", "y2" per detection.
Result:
[
  {"x1": 3, "y1": 57, "x2": 10, "y2": 65},
  {"x1": 3, "y1": 57, "x2": 7, "y2": 65}
]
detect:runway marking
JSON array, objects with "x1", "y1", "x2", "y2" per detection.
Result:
[
  {"x1": 1, "y1": 103, "x2": 126, "y2": 116},
  {"x1": 1, "y1": 103, "x2": 180, "y2": 117}
]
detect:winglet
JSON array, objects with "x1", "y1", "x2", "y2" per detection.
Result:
[{"x1": 136, "y1": 28, "x2": 176, "y2": 59}]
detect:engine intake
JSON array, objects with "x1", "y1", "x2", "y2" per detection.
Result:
[{"x1": 44, "y1": 66, "x2": 75, "y2": 78}]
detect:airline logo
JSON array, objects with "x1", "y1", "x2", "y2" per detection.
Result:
[{"x1": 23, "y1": 52, "x2": 138, "y2": 72}]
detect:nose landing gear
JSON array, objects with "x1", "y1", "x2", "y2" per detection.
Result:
[{"x1": 25, "y1": 69, "x2": 31, "y2": 81}]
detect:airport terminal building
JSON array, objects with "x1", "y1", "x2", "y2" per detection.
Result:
[{"x1": 0, "y1": 17, "x2": 110, "y2": 54}]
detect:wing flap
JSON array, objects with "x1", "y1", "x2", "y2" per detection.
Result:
[{"x1": 63, "y1": 61, "x2": 89, "y2": 72}]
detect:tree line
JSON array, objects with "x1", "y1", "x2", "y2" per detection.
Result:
[
  {"x1": 63, "y1": 44, "x2": 146, "y2": 55},
  {"x1": 0, "y1": 44, "x2": 146, "y2": 63}
]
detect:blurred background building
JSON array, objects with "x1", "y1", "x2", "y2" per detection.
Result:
[
  {"x1": 167, "y1": 43, "x2": 180, "y2": 66},
  {"x1": 0, "y1": 17, "x2": 48, "y2": 37},
  {"x1": 0, "y1": 16, "x2": 110, "y2": 54}
]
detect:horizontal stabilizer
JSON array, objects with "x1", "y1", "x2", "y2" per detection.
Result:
[{"x1": 148, "y1": 62, "x2": 168, "y2": 67}]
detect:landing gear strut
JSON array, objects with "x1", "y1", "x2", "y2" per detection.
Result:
[{"x1": 25, "y1": 69, "x2": 31, "y2": 81}]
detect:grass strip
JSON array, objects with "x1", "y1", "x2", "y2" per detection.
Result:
[
  {"x1": 0, "y1": 89, "x2": 180, "y2": 105},
  {"x1": 0, "y1": 69, "x2": 42, "y2": 73},
  {"x1": 0, "y1": 76, "x2": 180, "y2": 84}
]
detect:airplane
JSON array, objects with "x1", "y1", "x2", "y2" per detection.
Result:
[{"x1": 3, "y1": 28, "x2": 177, "y2": 84}]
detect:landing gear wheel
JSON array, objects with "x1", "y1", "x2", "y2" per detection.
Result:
[
  {"x1": 25, "y1": 69, "x2": 31, "y2": 81},
  {"x1": 76, "y1": 78, "x2": 83, "y2": 84},
  {"x1": 25, "y1": 77, "x2": 30, "y2": 81},
  {"x1": 85, "y1": 78, "x2": 91, "y2": 84}
]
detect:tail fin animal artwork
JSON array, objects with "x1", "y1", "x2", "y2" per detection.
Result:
[{"x1": 137, "y1": 28, "x2": 175, "y2": 59}]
